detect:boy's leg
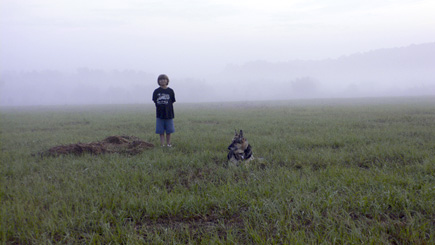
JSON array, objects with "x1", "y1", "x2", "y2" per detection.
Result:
[
  {"x1": 165, "y1": 119, "x2": 174, "y2": 146},
  {"x1": 160, "y1": 134, "x2": 165, "y2": 146},
  {"x1": 166, "y1": 134, "x2": 171, "y2": 146},
  {"x1": 156, "y1": 118, "x2": 165, "y2": 146}
]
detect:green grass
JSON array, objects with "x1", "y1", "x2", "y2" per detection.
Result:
[{"x1": 1, "y1": 97, "x2": 435, "y2": 244}]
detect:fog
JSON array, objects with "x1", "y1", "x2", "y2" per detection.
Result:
[{"x1": 1, "y1": 0, "x2": 435, "y2": 106}]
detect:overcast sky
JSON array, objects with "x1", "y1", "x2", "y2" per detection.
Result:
[{"x1": 1, "y1": 0, "x2": 435, "y2": 76}]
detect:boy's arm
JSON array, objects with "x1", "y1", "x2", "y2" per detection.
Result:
[{"x1": 152, "y1": 90, "x2": 157, "y2": 104}]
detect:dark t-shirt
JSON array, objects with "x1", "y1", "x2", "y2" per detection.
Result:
[{"x1": 152, "y1": 87, "x2": 176, "y2": 119}]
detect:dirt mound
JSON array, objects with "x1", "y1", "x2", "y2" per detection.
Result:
[{"x1": 41, "y1": 135, "x2": 154, "y2": 157}]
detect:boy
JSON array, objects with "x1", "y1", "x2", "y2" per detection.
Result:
[{"x1": 152, "y1": 74, "x2": 176, "y2": 147}]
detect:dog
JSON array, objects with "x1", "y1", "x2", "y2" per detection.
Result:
[{"x1": 227, "y1": 130, "x2": 253, "y2": 164}]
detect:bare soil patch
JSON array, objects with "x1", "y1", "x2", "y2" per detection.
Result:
[{"x1": 41, "y1": 135, "x2": 154, "y2": 157}]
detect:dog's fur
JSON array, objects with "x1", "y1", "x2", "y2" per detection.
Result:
[{"x1": 227, "y1": 130, "x2": 253, "y2": 164}]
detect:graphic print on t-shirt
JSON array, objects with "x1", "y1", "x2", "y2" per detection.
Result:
[{"x1": 156, "y1": 93, "x2": 170, "y2": 105}]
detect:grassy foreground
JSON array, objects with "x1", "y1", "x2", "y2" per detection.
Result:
[{"x1": 1, "y1": 97, "x2": 434, "y2": 244}]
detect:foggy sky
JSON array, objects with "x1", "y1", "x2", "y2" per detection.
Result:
[
  {"x1": 1, "y1": 0, "x2": 435, "y2": 106},
  {"x1": 2, "y1": 0, "x2": 435, "y2": 75}
]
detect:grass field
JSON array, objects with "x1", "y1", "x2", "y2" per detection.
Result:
[{"x1": 1, "y1": 96, "x2": 435, "y2": 244}]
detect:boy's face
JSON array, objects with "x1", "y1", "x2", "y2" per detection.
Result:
[{"x1": 158, "y1": 79, "x2": 168, "y2": 87}]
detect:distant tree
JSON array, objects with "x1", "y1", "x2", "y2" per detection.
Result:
[{"x1": 291, "y1": 77, "x2": 318, "y2": 95}]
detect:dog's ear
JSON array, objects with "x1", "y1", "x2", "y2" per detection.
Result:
[
  {"x1": 239, "y1": 130, "x2": 244, "y2": 138},
  {"x1": 234, "y1": 129, "x2": 238, "y2": 136}
]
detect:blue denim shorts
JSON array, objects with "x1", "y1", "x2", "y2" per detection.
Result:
[{"x1": 155, "y1": 118, "x2": 175, "y2": 134}]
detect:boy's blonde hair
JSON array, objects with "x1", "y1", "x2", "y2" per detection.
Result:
[{"x1": 157, "y1": 74, "x2": 169, "y2": 85}]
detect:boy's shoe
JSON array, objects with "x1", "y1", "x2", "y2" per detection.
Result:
[{"x1": 167, "y1": 144, "x2": 172, "y2": 147}]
